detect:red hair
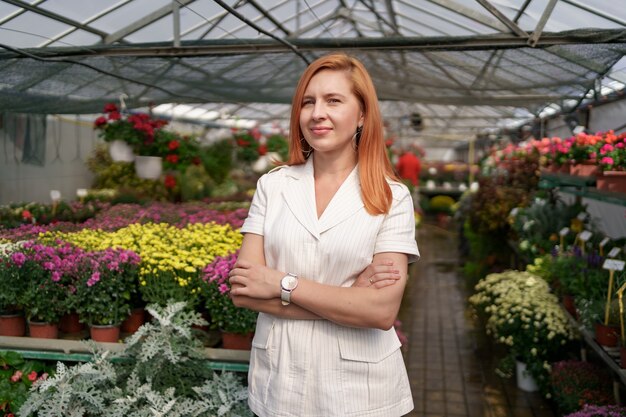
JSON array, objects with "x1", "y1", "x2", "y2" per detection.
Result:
[{"x1": 287, "y1": 53, "x2": 398, "y2": 215}]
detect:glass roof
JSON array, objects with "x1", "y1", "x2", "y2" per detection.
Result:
[{"x1": 0, "y1": 0, "x2": 625, "y2": 142}]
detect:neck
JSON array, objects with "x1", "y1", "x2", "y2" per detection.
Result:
[{"x1": 312, "y1": 152, "x2": 357, "y2": 179}]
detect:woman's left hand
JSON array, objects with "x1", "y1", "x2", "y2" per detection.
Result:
[{"x1": 229, "y1": 259, "x2": 283, "y2": 299}]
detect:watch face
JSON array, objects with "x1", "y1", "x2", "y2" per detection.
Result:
[{"x1": 282, "y1": 275, "x2": 298, "y2": 290}]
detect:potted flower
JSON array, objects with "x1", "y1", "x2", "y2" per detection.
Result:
[
  {"x1": 73, "y1": 248, "x2": 141, "y2": 342},
  {"x1": 0, "y1": 242, "x2": 28, "y2": 336},
  {"x1": 0, "y1": 350, "x2": 52, "y2": 416},
  {"x1": 93, "y1": 103, "x2": 170, "y2": 178},
  {"x1": 563, "y1": 404, "x2": 626, "y2": 417},
  {"x1": 550, "y1": 360, "x2": 613, "y2": 415},
  {"x1": 201, "y1": 251, "x2": 258, "y2": 349},
  {"x1": 596, "y1": 131, "x2": 626, "y2": 193},
  {"x1": 11, "y1": 242, "x2": 77, "y2": 338},
  {"x1": 469, "y1": 270, "x2": 578, "y2": 394}
]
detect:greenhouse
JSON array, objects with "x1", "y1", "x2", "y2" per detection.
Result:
[{"x1": 1, "y1": 1, "x2": 626, "y2": 416}]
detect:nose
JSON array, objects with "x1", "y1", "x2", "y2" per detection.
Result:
[{"x1": 312, "y1": 101, "x2": 326, "y2": 120}]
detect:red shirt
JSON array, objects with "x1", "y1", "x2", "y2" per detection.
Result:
[{"x1": 396, "y1": 152, "x2": 421, "y2": 186}]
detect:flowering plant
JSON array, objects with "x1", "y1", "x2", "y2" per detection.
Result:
[
  {"x1": 550, "y1": 360, "x2": 613, "y2": 415},
  {"x1": 233, "y1": 130, "x2": 260, "y2": 163},
  {"x1": 73, "y1": 248, "x2": 141, "y2": 326},
  {"x1": 10, "y1": 241, "x2": 78, "y2": 324},
  {"x1": 597, "y1": 131, "x2": 626, "y2": 171},
  {"x1": 0, "y1": 242, "x2": 27, "y2": 313},
  {"x1": 93, "y1": 103, "x2": 169, "y2": 156},
  {"x1": 201, "y1": 252, "x2": 258, "y2": 335},
  {"x1": 469, "y1": 270, "x2": 577, "y2": 393},
  {"x1": 0, "y1": 351, "x2": 52, "y2": 416},
  {"x1": 564, "y1": 405, "x2": 626, "y2": 417}
]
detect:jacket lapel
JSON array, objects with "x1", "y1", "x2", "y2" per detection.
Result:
[
  {"x1": 318, "y1": 165, "x2": 365, "y2": 234},
  {"x1": 282, "y1": 159, "x2": 320, "y2": 240}
]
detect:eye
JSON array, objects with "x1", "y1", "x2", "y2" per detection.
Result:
[
  {"x1": 328, "y1": 98, "x2": 340, "y2": 104},
  {"x1": 302, "y1": 98, "x2": 314, "y2": 106}
]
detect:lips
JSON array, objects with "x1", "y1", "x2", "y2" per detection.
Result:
[{"x1": 310, "y1": 126, "x2": 332, "y2": 135}]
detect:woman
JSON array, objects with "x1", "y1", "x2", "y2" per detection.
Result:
[{"x1": 229, "y1": 53, "x2": 420, "y2": 416}]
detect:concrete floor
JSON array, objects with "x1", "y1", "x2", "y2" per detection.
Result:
[{"x1": 399, "y1": 222, "x2": 557, "y2": 417}]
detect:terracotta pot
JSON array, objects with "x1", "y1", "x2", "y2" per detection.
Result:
[
  {"x1": 121, "y1": 308, "x2": 146, "y2": 334},
  {"x1": 561, "y1": 295, "x2": 577, "y2": 319},
  {"x1": 59, "y1": 312, "x2": 84, "y2": 334},
  {"x1": 90, "y1": 324, "x2": 121, "y2": 343},
  {"x1": 0, "y1": 313, "x2": 26, "y2": 336},
  {"x1": 596, "y1": 171, "x2": 626, "y2": 194},
  {"x1": 570, "y1": 162, "x2": 599, "y2": 177},
  {"x1": 28, "y1": 321, "x2": 59, "y2": 339},
  {"x1": 221, "y1": 332, "x2": 253, "y2": 350},
  {"x1": 595, "y1": 321, "x2": 620, "y2": 347}
]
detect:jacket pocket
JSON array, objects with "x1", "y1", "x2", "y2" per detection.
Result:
[
  {"x1": 251, "y1": 313, "x2": 275, "y2": 349},
  {"x1": 337, "y1": 326, "x2": 401, "y2": 363}
]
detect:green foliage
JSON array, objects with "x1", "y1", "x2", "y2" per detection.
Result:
[
  {"x1": 427, "y1": 195, "x2": 456, "y2": 214},
  {"x1": 233, "y1": 132, "x2": 259, "y2": 163},
  {"x1": 0, "y1": 351, "x2": 53, "y2": 416},
  {"x1": 201, "y1": 140, "x2": 234, "y2": 184},
  {"x1": 139, "y1": 270, "x2": 202, "y2": 311},
  {"x1": 550, "y1": 360, "x2": 613, "y2": 415},
  {"x1": 266, "y1": 134, "x2": 289, "y2": 161},
  {"x1": 179, "y1": 165, "x2": 214, "y2": 202},
  {"x1": 19, "y1": 302, "x2": 252, "y2": 417},
  {"x1": 87, "y1": 144, "x2": 169, "y2": 200}
]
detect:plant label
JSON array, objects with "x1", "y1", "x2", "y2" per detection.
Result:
[
  {"x1": 559, "y1": 227, "x2": 570, "y2": 237},
  {"x1": 510, "y1": 207, "x2": 519, "y2": 217},
  {"x1": 577, "y1": 212, "x2": 587, "y2": 221},
  {"x1": 600, "y1": 237, "x2": 610, "y2": 248},
  {"x1": 50, "y1": 190, "x2": 61, "y2": 201},
  {"x1": 578, "y1": 231, "x2": 592, "y2": 242},
  {"x1": 608, "y1": 247, "x2": 621, "y2": 258},
  {"x1": 603, "y1": 259, "x2": 625, "y2": 272}
]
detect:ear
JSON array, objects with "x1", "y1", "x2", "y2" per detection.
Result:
[{"x1": 358, "y1": 113, "x2": 364, "y2": 128}]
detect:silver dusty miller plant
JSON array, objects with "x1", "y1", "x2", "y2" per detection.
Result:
[{"x1": 19, "y1": 302, "x2": 252, "y2": 417}]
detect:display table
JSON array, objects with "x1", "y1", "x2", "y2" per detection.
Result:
[{"x1": 0, "y1": 335, "x2": 250, "y2": 372}]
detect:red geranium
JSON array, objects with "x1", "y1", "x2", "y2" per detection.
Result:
[
  {"x1": 166, "y1": 154, "x2": 179, "y2": 164},
  {"x1": 164, "y1": 174, "x2": 177, "y2": 189},
  {"x1": 168, "y1": 140, "x2": 180, "y2": 151}
]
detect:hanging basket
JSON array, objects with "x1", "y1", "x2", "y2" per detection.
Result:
[
  {"x1": 108, "y1": 140, "x2": 135, "y2": 162},
  {"x1": 134, "y1": 155, "x2": 163, "y2": 180}
]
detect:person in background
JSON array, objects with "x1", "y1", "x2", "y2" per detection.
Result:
[
  {"x1": 228, "y1": 53, "x2": 419, "y2": 416},
  {"x1": 396, "y1": 144, "x2": 423, "y2": 211}
]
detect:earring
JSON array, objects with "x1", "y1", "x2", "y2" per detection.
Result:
[
  {"x1": 352, "y1": 126, "x2": 363, "y2": 151},
  {"x1": 301, "y1": 137, "x2": 312, "y2": 158}
]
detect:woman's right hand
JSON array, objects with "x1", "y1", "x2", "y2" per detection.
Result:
[{"x1": 353, "y1": 259, "x2": 401, "y2": 289}]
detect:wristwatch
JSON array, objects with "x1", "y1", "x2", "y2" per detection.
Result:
[{"x1": 280, "y1": 273, "x2": 298, "y2": 306}]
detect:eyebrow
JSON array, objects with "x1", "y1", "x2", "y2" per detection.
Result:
[{"x1": 302, "y1": 92, "x2": 347, "y2": 100}]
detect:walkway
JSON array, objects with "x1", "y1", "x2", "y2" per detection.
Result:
[{"x1": 399, "y1": 222, "x2": 556, "y2": 417}]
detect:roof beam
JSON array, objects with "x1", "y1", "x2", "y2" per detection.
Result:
[
  {"x1": 9, "y1": 30, "x2": 622, "y2": 59},
  {"x1": 527, "y1": 0, "x2": 558, "y2": 47},
  {"x1": 422, "y1": 0, "x2": 508, "y2": 32},
  {"x1": 246, "y1": 0, "x2": 291, "y2": 35},
  {"x1": 475, "y1": 0, "x2": 528, "y2": 38},
  {"x1": 104, "y1": 0, "x2": 197, "y2": 44},
  {"x1": 2, "y1": 0, "x2": 110, "y2": 40},
  {"x1": 560, "y1": 0, "x2": 626, "y2": 27}
]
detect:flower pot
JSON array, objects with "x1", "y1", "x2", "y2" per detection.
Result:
[
  {"x1": 561, "y1": 294, "x2": 577, "y2": 319},
  {"x1": 59, "y1": 312, "x2": 84, "y2": 334},
  {"x1": 108, "y1": 140, "x2": 135, "y2": 162},
  {"x1": 134, "y1": 155, "x2": 162, "y2": 180},
  {"x1": 28, "y1": 321, "x2": 59, "y2": 339},
  {"x1": 570, "y1": 162, "x2": 599, "y2": 177},
  {"x1": 0, "y1": 313, "x2": 26, "y2": 336},
  {"x1": 221, "y1": 331, "x2": 253, "y2": 350},
  {"x1": 90, "y1": 324, "x2": 121, "y2": 343},
  {"x1": 515, "y1": 360, "x2": 539, "y2": 392},
  {"x1": 121, "y1": 308, "x2": 145, "y2": 334},
  {"x1": 596, "y1": 171, "x2": 626, "y2": 194},
  {"x1": 594, "y1": 322, "x2": 620, "y2": 347}
]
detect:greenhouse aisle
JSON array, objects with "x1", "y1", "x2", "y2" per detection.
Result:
[{"x1": 399, "y1": 222, "x2": 556, "y2": 417}]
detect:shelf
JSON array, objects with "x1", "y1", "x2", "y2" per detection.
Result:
[
  {"x1": 562, "y1": 309, "x2": 626, "y2": 389},
  {"x1": 0, "y1": 335, "x2": 250, "y2": 373},
  {"x1": 539, "y1": 173, "x2": 626, "y2": 207}
]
